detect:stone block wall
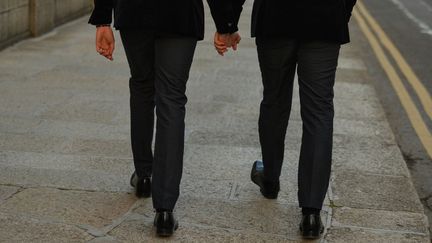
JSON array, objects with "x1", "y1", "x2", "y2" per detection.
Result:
[
  {"x1": 0, "y1": 0, "x2": 92, "y2": 50},
  {"x1": 0, "y1": 0, "x2": 31, "y2": 49}
]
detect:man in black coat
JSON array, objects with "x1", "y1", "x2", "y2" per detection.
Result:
[
  {"x1": 216, "y1": 0, "x2": 357, "y2": 239},
  {"x1": 89, "y1": 0, "x2": 242, "y2": 237}
]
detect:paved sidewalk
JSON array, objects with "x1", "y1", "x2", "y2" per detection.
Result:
[{"x1": 0, "y1": 3, "x2": 430, "y2": 243}]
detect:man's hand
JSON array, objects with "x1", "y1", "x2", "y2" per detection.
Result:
[
  {"x1": 96, "y1": 26, "x2": 115, "y2": 61},
  {"x1": 214, "y1": 32, "x2": 231, "y2": 56},
  {"x1": 214, "y1": 32, "x2": 241, "y2": 56},
  {"x1": 230, "y1": 32, "x2": 241, "y2": 51}
]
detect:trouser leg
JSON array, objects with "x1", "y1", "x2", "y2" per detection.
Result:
[
  {"x1": 152, "y1": 37, "x2": 197, "y2": 210},
  {"x1": 296, "y1": 41, "x2": 341, "y2": 209},
  {"x1": 120, "y1": 30, "x2": 155, "y2": 178},
  {"x1": 256, "y1": 37, "x2": 298, "y2": 181}
]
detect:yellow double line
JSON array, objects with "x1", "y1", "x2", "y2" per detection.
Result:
[{"x1": 353, "y1": 2, "x2": 432, "y2": 158}]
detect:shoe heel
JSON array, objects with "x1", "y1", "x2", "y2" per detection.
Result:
[
  {"x1": 302, "y1": 231, "x2": 320, "y2": 240},
  {"x1": 261, "y1": 189, "x2": 278, "y2": 199},
  {"x1": 157, "y1": 228, "x2": 174, "y2": 237},
  {"x1": 136, "y1": 180, "x2": 151, "y2": 198}
]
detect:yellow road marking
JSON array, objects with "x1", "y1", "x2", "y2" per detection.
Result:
[
  {"x1": 357, "y1": 1, "x2": 432, "y2": 121},
  {"x1": 353, "y1": 8, "x2": 432, "y2": 158}
]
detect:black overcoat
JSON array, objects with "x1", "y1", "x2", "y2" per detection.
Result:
[{"x1": 88, "y1": 0, "x2": 245, "y2": 40}]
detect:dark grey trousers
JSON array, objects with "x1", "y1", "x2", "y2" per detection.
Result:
[
  {"x1": 256, "y1": 38, "x2": 341, "y2": 209},
  {"x1": 120, "y1": 29, "x2": 197, "y2": 210}
]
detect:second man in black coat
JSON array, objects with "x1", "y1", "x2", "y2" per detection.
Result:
[{"x1": 216, "y1": 0, "x2": 357, "y2": 239}]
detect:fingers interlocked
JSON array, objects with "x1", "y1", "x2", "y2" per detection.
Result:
[{"x1": 214, "y1": 32, "x2": 241, "y2": 56}]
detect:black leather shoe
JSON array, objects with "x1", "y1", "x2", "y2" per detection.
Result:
[
  {"x1": 251, "y1": 161, "x2": 280, "y2": 199},
  {"x1": 300, "y1": 214, "x2": 324, "y2": 239},
  {"x1": 154, "y1": 211, "x2": 178, "y2": 237},
  {"x1": 130, "y1": 172, "x2": 151, "y2": 198}
]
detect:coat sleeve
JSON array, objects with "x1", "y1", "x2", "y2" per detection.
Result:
[
  {"x1": 233, "y1": 0, "x2": 246, "y2": 26},
  {"x1": 207, "y1": 0, "x2": 246, "y2": 34},
  {"x1": 345, "y1": 0, "x2": 357, "y2": 21},
  {"x1": 88, "y1": 0, "x2": 114, "y2": 26}
]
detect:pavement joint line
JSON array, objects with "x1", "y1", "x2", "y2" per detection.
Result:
[
  {"x1": 323, "y1": 206, "x2": 334, "y2": 241},
  {"x1": 334, "y1": 206, "x2": 430, "y2": 215},
  {"x1": 0, "y1": 183, "x2": 134, "y2": 195},
  {"x1": 0, "y1": 200, "x2": 140, "y2": 239},
  {"x1": 226, "y1": 197, "x2": 332, "y2": 207},
  {"x1": 95, "y1": 200, "x2": 144, "y2": 237},
  {"x1": 0, "y1": 186, "x2": 24, "y2": 203},
  {"x1": 228, "y1": 181, "x2": 239, "y2": 200},
  {"x1": 88, "y1": 235, "x2": 116, "y2": 242},
  {"x1": 333, "y1": 170, "x2": 409, "y2": 178},
  {"x1": 181, "y1": 195, "x2": 331, "y2": 209},
  {"x1": 136, "y1": 216, "x2": 308, "y2": 240},
  {"x1": 332, "y1": 170, "x2": 408, "y2": 179},
  {"x1": 0, "y1": 150, "x2": 134, "y2": 161},
  {"x1": 0, "y1": 148, "x2": 132, "y2": 158},
  {"x1": 330, "y1": 225, "x2": 428, "y2": 236},
  {"x1": 353, "y1": 6, "x2": 432, "y2": 159},
  {"x1": 332, "y1": 205, "x2": 428, "y2": 215}
]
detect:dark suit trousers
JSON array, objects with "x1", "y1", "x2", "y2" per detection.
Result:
[
  {"x1": 256, "y1": 38, "x2": 340, "y2": 209},
  {"x1": 120, "y1": 29, "x2": 197, "y2": 210}
]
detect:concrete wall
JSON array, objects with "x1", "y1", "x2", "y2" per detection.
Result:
[{"x1": 0, "y1": 0, "x2": 92, "y2": 50}]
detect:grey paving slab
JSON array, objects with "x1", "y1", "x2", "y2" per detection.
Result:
[
  {"x1": 185, "y1": 113, "x2": 259, "y2": 136},
  {"x1": 0, "y1": 133, "x2": 69, "y2": 154},
  {"x1": 0, "y1": 87, "x2": 72, "y2": 118},
  {"x1": 88, "y1": 236, "x2": 118, "y2": 243},
  {"x1": 331, "y1": 171, "x2": 424, "y2": 213},
  {"x1": 325, "y1": 227, "x2": 429, "y2": 243},
  {"x1": 133, "y1": 196, "x2": 328, "y2": 240},
  {"x1": 230, "y1": 175, "x2": 331, "y2": 207},
  {"x1": 0, "y1": 165, "x2": 131, "y2": 193},
  {"x1": 333, "y1": 133, "x2": 395, "y2": 150},
  {"x1": 187, "y1": 130, "x2": 260, "y2": 147},
  {"x1": 62, "y1": 137, "x2": 132, "y2": 157},
  {"x1": 332, "y1": 207, "x2": 429, "y2": 235},
  {"x1": 0, "y1": 116, "x2": 43, "y2": 134},
  {"x1": 334, "y1": 69, "x2": 372, "y2": 84},
  {"x1": 231, "y1": 179, "x2": 299, "y2": 206},
  {"x1": 0, "y1": 212, "x2": 93, "y2": 243},
  {"x1": 183, "y1": 144, "x2": 261, "y2": 180},
  {"x1": 33, "y1": 120, "x2": 129, "y2": 140},
  {"x1": 0, "y1": 165, "x2": 232, "y2": 201},
  {"x1": 180, "y1": 178, "x2": 233, "y2": 200},
  {"x1": 333, "y1": 82, "x2": 380, "y2": 102},
  {"x1": 109, "y1": 217, "x2": 303, "y2": 243},
  {"x1": 332, "y1": 145, "x2": 410, "y2": 176},
  {"x1": 0, "y1": 151, "x2": 133, "y2": 175},
  {"x1": 0, "y1": 188, "x2": 137, "y2": 228},
  {"x1": 39, "y1": 99, "x2": 122, "y2": 125}
]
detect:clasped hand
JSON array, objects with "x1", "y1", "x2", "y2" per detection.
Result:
[
  {"x1": 214, "y1": 32, "x2": 241, "y2": 56},
  {"x1": 95, "y1": 27, "x2": 240, "y2": 60}
]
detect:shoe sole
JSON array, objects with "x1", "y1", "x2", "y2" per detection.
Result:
[
  {"x1": 135, "y1": 180, "x2": 151, "y2": 198},
  {"x1": 251, "y1": 170, "x2": 279, "y2": 199},
  {"x1": 260, "y1": 188, "x2": 278, "y2": 199},
  {"x1": 301, "y1": 232, "x2": 322, "y2": 240},
  {"x1": 156, "y1": 224, "x2": 179, "y2": 237},
  {"x1": 300, "y1": 229, "x2": 324, "y2": 240}
]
